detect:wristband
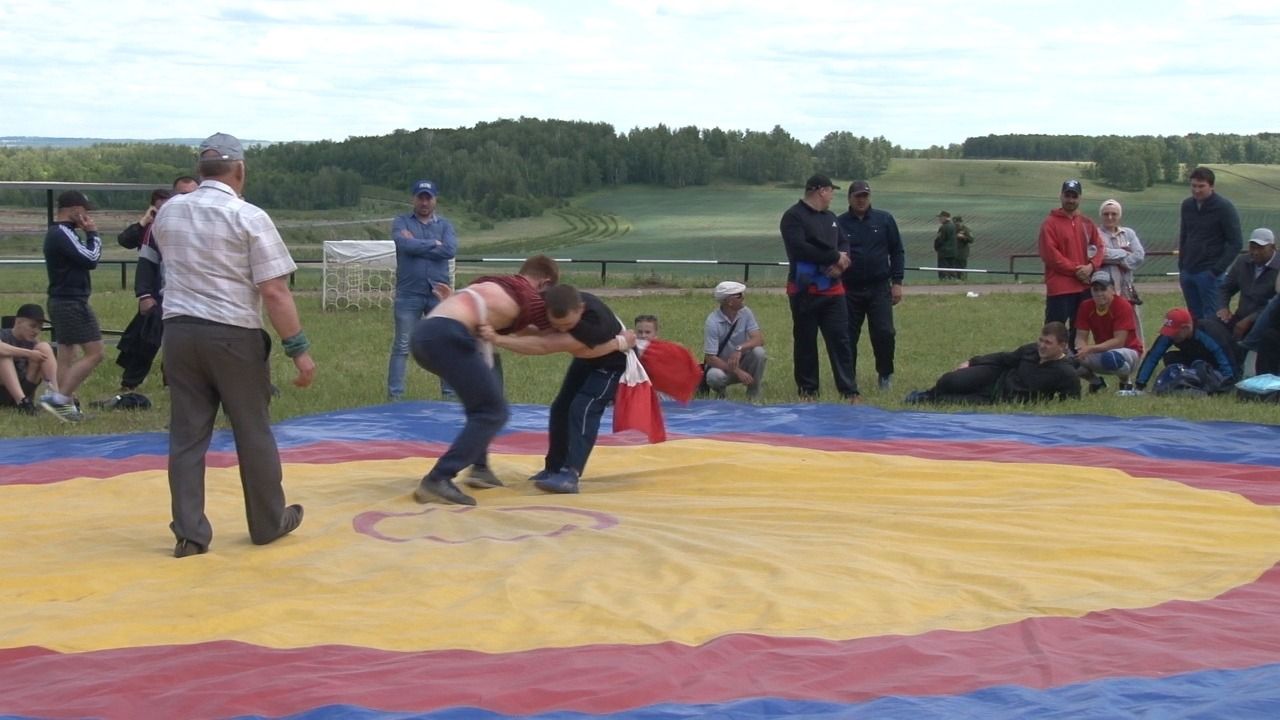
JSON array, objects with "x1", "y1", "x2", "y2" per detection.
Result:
[
  {"x1": 282, "y1": 331, "x2": 311, "y2": 358},
  {"x1": 615, "y1": 333, "x2": 630, "y2": 352}
]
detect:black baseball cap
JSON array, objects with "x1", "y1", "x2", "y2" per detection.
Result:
[
  {"x1": 848, "y1": 180, "x2": 871, "y2": 195},
  {"x1": 16, "y1": 303, "x2": 46, "y2": 322},
  {"x1": 805, "y1": 174, "x2": 840, "y2": 191},
  {"x1": 1061, "y1": 179, "x2": 1083, "y2": 195},
  {"x1": 56, "y1": 190, "x2": 93, "y2": 210}
]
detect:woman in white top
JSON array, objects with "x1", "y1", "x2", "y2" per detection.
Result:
[{"x1": 1097, "y1": 198, "x2": 1146, "y2": 335}]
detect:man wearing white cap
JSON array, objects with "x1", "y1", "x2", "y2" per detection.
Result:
[
  {"x1": 703, "y1": 281, "x2": 766, "y2": 402},
  {"x1": 1215, "y1": 228, "x2": 1277, "y2": 340}
]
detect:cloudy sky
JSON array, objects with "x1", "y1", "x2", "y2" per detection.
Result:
[{"x1": 2, "y1": 0, "x2": 1276, "y2": 148}]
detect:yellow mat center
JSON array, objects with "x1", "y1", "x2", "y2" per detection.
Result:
[{"x1": 2, "y1": 439, "x2": 1278, "y2": 654}]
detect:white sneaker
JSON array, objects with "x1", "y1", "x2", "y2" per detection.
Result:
[{"x1": 39, "y1": 396, "x2": 84, "y2": 422}]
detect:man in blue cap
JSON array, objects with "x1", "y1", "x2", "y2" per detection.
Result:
[{"x1": 387, "y1": 179, "x2": 458, "y2": 401}]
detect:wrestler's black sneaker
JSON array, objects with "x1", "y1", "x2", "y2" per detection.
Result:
[
  {"x1": 464, "y1": 465, "x2": 505, "y2": 489},
  {"x1": 414, "y1": 475, "x2": 477, "y2": 506}
]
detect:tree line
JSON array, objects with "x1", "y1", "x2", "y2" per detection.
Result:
[
  {"x1": 5, "y1": 124, "x2": 1279, "y2": 216},
  {"x1": 962, "y1": 133, "x2": 1280, "y2": 191},
  {"x1": 0, "y1": 119, "x2": 896, "y2": 218}
]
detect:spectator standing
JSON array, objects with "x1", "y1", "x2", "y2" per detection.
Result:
[
  {"x1": 42, "y1": 190, "x2": 103, "y2": 409},
  {"x1": 780, "y1": 174, "x2": 858, "y2": 402},
  {"x1": 113, "y1": 180, "x2": 198, "y2": 396},
  {"x1": 387, "y1": 179, "x2": 457, "y2": 401},
  {"x1": 953, "y1": 215, "x2": 974, "y2": 276},
  {"x1": 1215, "y1": 228, "x2": 1277, "y2": 341},
  {"x1": 702, "y1": 281, "x2": 767, "y2": 402},
  {"x1": 1097, "y1": 198, "x2": 1147, "y2": 337},
  {"x1": 837, "y1": 180, "x2": 904, "y2": 391},
  {"x1": 1038, "y1": 179, "x2": 1103, "y2": 347},
  {"x1": 933, "y1": 211, "x2": 959, "y2": 280},
  {"x1": 152, "y1": 132, "x2": 315, "y2": 558},
  {"x1": 1178, "y1": 166, "x2": 1242, "y2": 320}
]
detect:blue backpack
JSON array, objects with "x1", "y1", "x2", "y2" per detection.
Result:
[{"x1": 1153, "y1": 361, "x2": 1230, "y2": 397}]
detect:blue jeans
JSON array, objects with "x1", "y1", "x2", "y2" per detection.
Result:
[
  {"x1": 1179, "y1": 270, "x2": 1221, "y2": 321},
  {"x1": 410, "y1": 318, "x2": 508, "y2": 481},
  {"x1": 387, "y1": 294, "x2": 439, "y2": 399}
]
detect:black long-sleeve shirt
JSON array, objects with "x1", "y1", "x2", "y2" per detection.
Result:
[
  {"x1": 780, "y1": 199, "x2": 846, "y2": 295},
  {"x1": 971, "y1": 344, "x2": 1081, "y2": 402}
]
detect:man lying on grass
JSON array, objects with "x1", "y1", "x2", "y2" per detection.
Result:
[{"x1": 904, "y1": 321, "x2": 1080, "y2": 404}]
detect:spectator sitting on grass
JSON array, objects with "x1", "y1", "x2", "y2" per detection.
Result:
[
  {"x1": 1, "y1": 303, "x2": 81, "y2": 421},
  {"x1": 1133, "y1": 308, "x2": 1239, "y2": 392},
  {"x1": 904, "y1": 321, "x2": 1079, "y2": 404}
]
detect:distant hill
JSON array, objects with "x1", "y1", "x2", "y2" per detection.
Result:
[{"x1": 0, "y1": 137, "x2": 275, "y2": 149}]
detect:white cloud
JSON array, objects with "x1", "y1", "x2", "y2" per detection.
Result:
[{"x1": 1, "y1": 0, "x2": 1278, "y2": 147}]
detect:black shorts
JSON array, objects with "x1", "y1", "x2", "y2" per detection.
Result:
[{"x1": 47, "y1": 297, "x2": 102, "y2": 345}]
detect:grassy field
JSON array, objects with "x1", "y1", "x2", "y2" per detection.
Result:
[
  {"x1": 7, "y1": 158, "x2": 1280, "y2": 292},
  {"x1": 1, "y1": 286, "x2": 1275, "y2": 439},
  {"x1": 548, "y1": 159, "x2": 1280, "y2": 284},
  {"x1": 3, "y1": 158, "x2": 1277, "y2": 437}
]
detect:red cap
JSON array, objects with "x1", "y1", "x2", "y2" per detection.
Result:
[{"x1": 1160, "y1": 308, "x2": 1193, "y2": 337}]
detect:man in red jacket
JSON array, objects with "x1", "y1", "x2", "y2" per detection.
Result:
[{"x1": 1038, "y1": 179, "x2": 1103, "y2": 347}]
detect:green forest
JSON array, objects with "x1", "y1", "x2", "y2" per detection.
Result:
[{"x1": 1, "y1": 119, "x2": 1277, "y2": 218}]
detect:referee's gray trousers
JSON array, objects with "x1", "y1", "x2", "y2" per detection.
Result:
[{"x1": 163, "y1": 317, "x2": 289, "y2": 548}]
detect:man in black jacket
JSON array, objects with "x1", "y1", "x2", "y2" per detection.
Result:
[
  {"x1": 838, "y1": 180, "x2": 905, "y2": 392},
  {"x1": 780, "y1": 174, "x2": 857, "y2": 402},
  {"x1": 112, "y1": 177, "x2": 199, "y2": 396},
  {"x1": 43, "y1": 190, "x2": 103, "y2": 405},
  {"x1": 1179, "y1": 166, "x2": 1242, "y2": 320},
  {"x1": 905, "y1": 322, "x2": 1080, "y2": 404}
]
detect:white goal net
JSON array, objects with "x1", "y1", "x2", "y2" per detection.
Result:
[
  {"x1": 322, "y1": 241, "x2": 456, "y2": 310},
  {"x1": 322, "y1": 241, "x2": 397, "y2": 310}
]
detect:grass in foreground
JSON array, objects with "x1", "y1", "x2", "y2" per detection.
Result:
[{"x1": 0, "y1": 288, "x2": 1275, "y2": 440}]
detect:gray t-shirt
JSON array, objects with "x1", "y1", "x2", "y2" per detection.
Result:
[{"x1": 703, "y1": 306, "x2": 760, "y2": 359}]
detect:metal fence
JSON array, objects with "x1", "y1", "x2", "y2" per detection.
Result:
[{"x1": 1, "y1": 252, "x2": 1193, "y2": 292}]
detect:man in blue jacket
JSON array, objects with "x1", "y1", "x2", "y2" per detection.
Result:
[
  {"x1": 1178, "y1": 167, "x2": 1242, "y2": 320},
  {"x1": 838, "y1": 180, "x2": 905, "y2": 392},
  {"x1": 1134, "y1": 307, "x2": 1239, "y2": 392},
  {"x1": 387, "y1": 179, "x2": 458, "y2": 400}
]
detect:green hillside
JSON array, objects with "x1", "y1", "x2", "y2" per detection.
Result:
[{"x1": 457, "y1": 159, "x2": 1280, "y2": 285}]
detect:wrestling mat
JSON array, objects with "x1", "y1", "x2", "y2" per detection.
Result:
[{"x1": 2, "y1": 402, "x2": 1279, "y2": 719}]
